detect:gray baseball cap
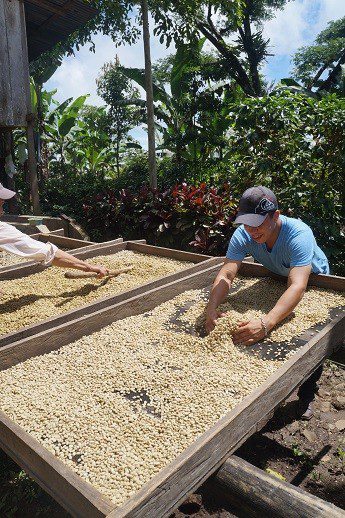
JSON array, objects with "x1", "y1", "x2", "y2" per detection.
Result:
[{"x1": 234, "y1": 186, "x2": 278, "y2": 227}]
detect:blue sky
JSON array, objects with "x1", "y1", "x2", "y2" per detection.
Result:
[{"x1": 46, "y1": 0, "x2": 345, "y2": 147}]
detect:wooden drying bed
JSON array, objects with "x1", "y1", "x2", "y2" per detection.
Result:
[
  {"x1": 0, "y1": 240, "x2": 222, "y2": 349},
  {"x1": 0, "y1": 262, "x2": 343, "y2": 518}
]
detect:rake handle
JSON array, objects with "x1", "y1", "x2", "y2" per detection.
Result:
[{"x1": 64, "y1": 266, "x2": 132, "y2": 279}]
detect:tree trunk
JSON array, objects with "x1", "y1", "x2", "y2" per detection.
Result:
[
  {"x1": 239, "y1": 13, "x2": 262, "y2": 96},
  {"x1": 197, "y1": 23, "x2": 256, "y2": 96},
  {"x1": 317, "y1": 48, "x2": 345, "y2": 93},
  {"x1": 141, "y1": 0, "x2": 157, "y2": 189},
  {"x1": 116, "y1": 136, "x2": 120, "y2": 178}
]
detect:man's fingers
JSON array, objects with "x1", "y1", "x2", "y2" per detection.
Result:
[
  {"x1": 205, "y1": 320, "x2": 216, "y2": 334},
  {"x1": 238, "y1": 320, "x2": 250, "y2": 327},
  {"x1": 242, "y1": 338, "x2": 257, "y2": 346},
  {"x1": 233, "y1": 334, "x2": 250, "y2": 344},
  {"x1": 232, "y1": 325, "x2": 250, "y2": 338}
]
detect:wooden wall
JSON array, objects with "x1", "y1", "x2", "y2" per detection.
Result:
[{"x1": 0, "y1": 0, "x2": 30, "y2": 127}]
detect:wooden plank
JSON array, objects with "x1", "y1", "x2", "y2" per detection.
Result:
[
  {"x1": 0, "y1": 409, "x2": 114, "y2": 518},
  {"x1": 26, "y1": 0, "x2": 76, "y2": 16},
  {"x1": 31, "y1": 228, "x2": 65, "y2": 237},
  {"x1": 4, "y1": 0, "x2": 29, "y2": 126},
  {"x1": 209, "y1": 455, "x2": 345, "y2": 518},
  {"x1": 33, "y1": 233, "x2": 96, "y2": 248},
  {"x1": 109, "y1": 315, "x2": 344, "y2": 517},
  {"x1": 0, "y1": 0, "x2": 12, "y2": 126},
  {"x1": 239, "y1": 262, "x2": 345, "y2": 292},
  {"x1": 0, "y1": 264, "x2": 220, "y2": 367},
  {"x1": 127, "y1": 241, "x2": 210, "y2": 263},
  {"x1": 0, "y1": 264, "x2": 343, "y2": 517}
]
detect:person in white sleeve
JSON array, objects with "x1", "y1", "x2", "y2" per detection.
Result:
[{"x1": 0, "y1": 184, "x2": 108, "y2": 277}]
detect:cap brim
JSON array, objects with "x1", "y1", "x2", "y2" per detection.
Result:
[
  {"x1": 0, "y1": 187, "x2": 16, "y2": 200},
  {"x1": 234, "y1": 213, "x2": 268, "y2": 227}
]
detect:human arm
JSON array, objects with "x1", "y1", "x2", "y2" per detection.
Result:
[
  {"x1": 232, "y1": 265, "x2": 311, "y2": 345},
  {"x1": 205, "y1": 259, "x2": 242, "y2": 333},
  {"x1": 52, "y1": 249, "x2": 108, "y2": 277},
  {"x1": 0, "y1": 223, "x2": 108, "y2": 277}
]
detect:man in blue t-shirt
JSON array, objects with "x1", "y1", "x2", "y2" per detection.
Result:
[{"x1": 205, "y1": 186, "x2": 329, "y2": 419}]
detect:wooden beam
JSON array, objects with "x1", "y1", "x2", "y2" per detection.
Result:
[
  {"x1": 239, "y1": 261, "x2": 345, "y2": 292},
  {"x1": 209, "y1": 455, "x2": 345, "y2": 518},
  {"x1": 0, "y1": 261, "x2": 343, "y2": 517},
  {"x1": 109, "y1": 315, "x2": 344, "y2": 517},
  {"x1": 26, "y1": 0, "x2": 76, "y2": 16}
]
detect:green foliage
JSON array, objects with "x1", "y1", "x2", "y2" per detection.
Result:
[
  {"x1": 96, "y1": 60, "x2": 143, "y2": 175},
  {"x1": 223, "y1": 92, "x2": 345, "y2": 274},
  {"x1": 293, "y1": 17, "x2": 345, "y2": 92},
  {"x1": 152, "y1": 0, "x2": 288, "y2": 95},
  {"x1": 122, "y1": 38, "x2": 232, "y2": 179}
]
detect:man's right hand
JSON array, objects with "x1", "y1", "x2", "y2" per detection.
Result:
[{"x1": 205, "y1": 308, "x2": 226, "y2": 334}]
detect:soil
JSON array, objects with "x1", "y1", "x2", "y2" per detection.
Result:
[
  {"x1": 0, "y1": 361, "x2": 344, "y2": 517},
  {"x1": 171, "y1": 360, "x2": 345, "y2": 517}
]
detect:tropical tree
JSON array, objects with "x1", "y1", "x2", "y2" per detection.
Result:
[
  {"x1": 43, "y1": 95, "x2": 88, "y2": 167},
  {"x1": 151, "y1": 0, "x2": 287, "y2": 96},
  {"x1": 121, "y1": 38, "x2": 235, "y2": 181},
  {"x1": 293, "y1": 17, "x2": 345, "y2": 94},
  {"x1": 97, "y1": 60, "x2": 143, "y2": 176}
]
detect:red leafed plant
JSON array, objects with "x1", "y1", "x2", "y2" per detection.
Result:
[{"x1": 82, "y1": 183, "x2": 238, "y2": 255}]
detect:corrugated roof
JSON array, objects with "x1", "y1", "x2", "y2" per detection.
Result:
[{"x1": 24, "y1": 0, "x2": 98, "y2": 62}]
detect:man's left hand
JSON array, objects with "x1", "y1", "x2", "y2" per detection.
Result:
[
  {"x1": 232, "y1": 318, "x2": 266, "y2": 346},
  {"x1": 86, "y1": 264, "x2": 109, "y2": 278}
]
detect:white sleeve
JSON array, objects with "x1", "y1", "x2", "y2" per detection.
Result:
[{"x1": 0, "y1": 223, "x2": 58, "y2": 265}]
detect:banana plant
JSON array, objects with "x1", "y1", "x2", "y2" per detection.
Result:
[
  {"x1": 121, "y1": 38, "x2": 232, "y2": 178},
  {"x1": 43, "y1": 95, "x2": 89, "y2": 165}
]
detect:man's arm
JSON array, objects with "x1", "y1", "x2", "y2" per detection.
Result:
[
  {"x1": 205, "y1": 259, "x2": 242, "y2": 333},
  {"x1": 232, "y1": 265, "x2": 311, "y2": 346},
  {"x1": 52, "y1": 249, "x2": 108, "y2": 277}
]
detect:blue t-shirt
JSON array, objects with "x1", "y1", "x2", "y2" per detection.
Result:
[{"x1": 226, "y1": 215, "x2": 329, "y2": 276}]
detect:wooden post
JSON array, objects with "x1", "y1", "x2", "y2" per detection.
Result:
[
  {"x1": 141, "y1": 0, "x2": 157, "y2": 189},
  {"x1": 208, "y1": 455, "x2": 345, "y2": 518},
  {"x1": 26, "y1": 113, "x2": 41, "y2": 215},
  {"x1": 1, "y1": 128, "x2": 20, "y2": 213}
]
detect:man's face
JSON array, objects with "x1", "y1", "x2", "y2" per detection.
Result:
[{"x1": 244, "y1": 211, "x2": 279, "y2": 244}]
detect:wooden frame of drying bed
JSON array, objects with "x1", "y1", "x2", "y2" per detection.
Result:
[
  {"x1": 0, "y1": 262, "x2": 343, "y2": 518},
  {"x1": 0, "y1": 241, "x2": 223, "y2": 349}
]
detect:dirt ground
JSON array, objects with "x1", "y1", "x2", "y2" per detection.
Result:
[
  {"x1": 0, "y1": 361, "x2": 344, "y2": 517},
  {"x1": 172, "y1": 360, "x2": 345, "y2": 517}
]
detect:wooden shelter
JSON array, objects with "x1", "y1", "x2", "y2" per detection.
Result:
[{"x1": 0, "y1": 0, "x2": 97, "y2": 212}]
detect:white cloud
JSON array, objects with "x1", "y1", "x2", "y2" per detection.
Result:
[
  {"x1": 263, "y1": 0, "x2": 345, "y2": 57},
  {"x1": 46, "y1": 18, "x2": 174, "y2": 106}
]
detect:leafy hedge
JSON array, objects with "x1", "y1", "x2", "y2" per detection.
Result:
[
  {"x1": 16, "y1": 92, "x2": 344, "y2": 274},
  {"x1": 82, "y1": 183, "x2": 238, "y2": 253},
  {"x1": 224, "y1": 92, "x2": 345, "y2": 274}
]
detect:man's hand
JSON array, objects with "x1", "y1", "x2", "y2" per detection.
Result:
[
  {"x1": 85, "y1": 264, "x2": 109, "y2": 278},
  {"x1": 205, "y1": 308, "x2": 226, "y2": 334},
  {"x1": 232, "y1": 318, "x2": 266, "y2": 346}
]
